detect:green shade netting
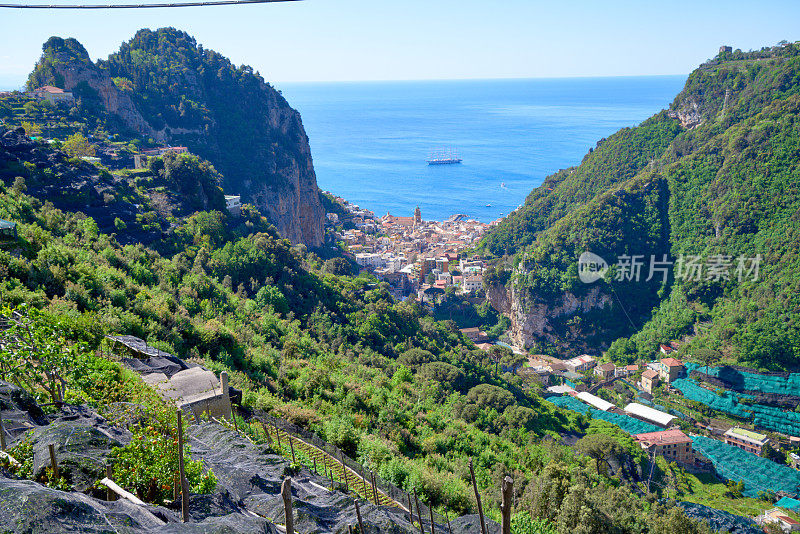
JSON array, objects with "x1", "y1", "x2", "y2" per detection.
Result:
[
  {"x1": 685, "y1": 363, "x2": 800, "y2": 397},
  {"x1": 692, "y1": 435, "x2": 800, "y2": 498},
  {"x1": 548, "y1": 395, "x2": 661, "y2": 435},
  {"x1": 673, "y1": 378, "x2": 800, "y2": 436}
]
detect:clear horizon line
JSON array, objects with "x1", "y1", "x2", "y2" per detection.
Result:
[
  {"x1": 273, "y1": 73, "x2": 689, "y2": 85},
  {"x1": 0, "y1": 71, "x2": 690, "y2": 90}
]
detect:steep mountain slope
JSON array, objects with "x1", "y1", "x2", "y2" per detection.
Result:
[
  {"x1": 0, "y1": 132, "x2": 724, "y2": 534},
  {"x1": 480, "y1": 42, "x2": 800, "y2": 370},
  {"x1": 27, "y1": 30, "x2": 324, "y2": 246}
]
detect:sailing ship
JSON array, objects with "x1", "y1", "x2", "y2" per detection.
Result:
[{"x1": 427, "y1": 147, "x2": 462, "y2": 165}]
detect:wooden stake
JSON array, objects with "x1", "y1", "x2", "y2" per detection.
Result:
[
  {"x1": 106, "y1": 463, "x2": 115, "y2": 501},
  {"x1": 289, "y1": 436, "x2": 296, "y2": 465},
  {"x1": 371, "y1": 472, "x2": 379, "y2": 505},
  {"x1": 340, "y1": 451, "x2": 349, "y2": 492},
  {"x1": 501, "y1": 476, "x2": 513, "y2": 534},
  {"x1": 0, "y1": 416, "x2": 6, "y2": 451},
  {"x1": 177, "y1": 409, "x2": 190, "y2": 523},
  {"x1": 362, "y1": 468, "x2": 368, "y2": 498},
  {"x1": 313, "y1": 456, "x2": 318, "y2": 474},
  {"x1": 231, "y1": 405, "x2": 239, "y2": 433},
  {"x1": 445, "y1": 511, "x2": 453, "y2": 534},
  {"x1": 173, "y1": 473, "x2": 179, "y2": 501},
  {"x1": 469, "y1": 459, "x2": 487, "y2": 534},
  {"x1": 323, "y1": 454, "x2": 330, "y2": 481},
  {"x1": 415, "y1": 492, "x2": 425, "y2": 534},
  {"x1": 349, "y1": 526, "x2": 354, "y2": 534},
  {"x1": 274, "y1": 422, "x2": 282, "y2": 452},
  {"x1": 281, "y1": 478, "x2": 293, "y2": 534},
  {"x1": 48, "y1": 444, "x2": 59, "y2": 479},
  {"x1": 429, "y1": 501, "x2": 436, "y2": 534},
  {"x1": 407, "y1": 492, "x2": 414, "y2": 525},
  {"x1": 354, "y1": 500, "x2": 365, "y2": 534}
]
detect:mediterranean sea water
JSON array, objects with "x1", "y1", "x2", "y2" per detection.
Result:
[{"x1": 279, "y1": 76, "x2": 686, "y2": 223}]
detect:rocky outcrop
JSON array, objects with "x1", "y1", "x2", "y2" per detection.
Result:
[
  {"x1": 667, "y1": 100, "x2": 703, "y2": 129},
  {"x1": 487, "y1": 281, "x2": 612, "y2": 355},
  {"x1": 28, "y1": 32, "x2": 324, "y2": 247}
]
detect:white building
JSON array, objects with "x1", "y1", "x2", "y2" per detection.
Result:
[
  {"x1": 355, "y1": 253, "x2": 384, "y2": 269},
  {"x1": 326, "y1": 213, "x2": 339, "y2": 224},
  {"x1": 225, "y1": 195, "x2": 241, "y2": 217},
  {"x1": 29, "y1": 85, "x2": 74, "y2": 103},
  {"x1": 462, "y1": 274, "x2": 483, "y2": 292},
  {"x1": 564, "y1": 355, "x2": 597, "y2": 373}
]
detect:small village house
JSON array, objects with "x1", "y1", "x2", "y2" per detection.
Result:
[
  {"x1": 656, "y1": 357, "x2": 684, "y2": 383},
  {"x1": 460, "y1": 327, "x2": 488, "y2": 343},
  {"x1": 0, "y1": 219, "x2": 17, "y2": 241},
  {"x1": 640, "y1": 369, "x2": 659, "y2": 394},
  {"x1": 594, "y1": 362, "x2": 616, "y2": 380},
  {"x1": 29, "y1": 85, "x2": 74, "y2": 103},
  {"x1": 225, "y1": 195, "x2": 242, "y2": 217},
  {"x1": 565, "y1": 354, "x2": 597, "y2": 373},
  {"x1": 755, "y1": 508, "x2": 800, "y2": 533},
  {"x1": 723, "y1": 427, "x2": 770, "y2": 455},
  {"x1": 633, "y1": 429, "x2": 694, "y2": 466}
]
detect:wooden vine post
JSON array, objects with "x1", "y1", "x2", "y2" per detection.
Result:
[
  {"x1": 428, "y1": 501, "x2": 436, "y2": 534},
  {"x1": 414, "y1": 491, "x2": 425, "y2": 534},
  {"x1": 469, "y1": 459, "x2": 487, "y2": 534},
  {"x1": 371, "y1": 472, "x2": 379, "y2": 505},
  {"x1": 289, "y1": 436, "x2": 296, "y2": 465},
  {"x1": 281, "y1": 477, "x2": 294, "y2": 534},
  {"x1": 407, "y1": 492, "x2": 414, "y2": 525},
  {"x1": 177, "y1": 409, "x2": 190, "y2": 523},
  {"x1": 340, "y1": 451, "x2": 349, "y2": 492},
  {"x1": 354, "y1": 500, "x2": 365, "y2": 533},
  {"x1": 501, "y1": 476, "x2": 513, "y2": 534},
  {"x1": 48, "y1": 444, "x2": 59, "y2": 479},
  {"x1": 0, "y1": 415, "x2": 6, "y2": 451},
  {"x1": 106, "y1": 463, "x2": 115, "y2": 501}
]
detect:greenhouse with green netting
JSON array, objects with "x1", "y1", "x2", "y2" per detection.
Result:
[
  {"x1": 547, "y1": 395, "x2": 661, "y2": 435},
  {"x1": 685, "y1": 363, "x2": 800, "y2": 397},
  {"x1": 673, "y1": 378, "x2": 800, "y2": 435},
  {"x1": 691, "y1": 436, "x2": 800, "y2": 497}
]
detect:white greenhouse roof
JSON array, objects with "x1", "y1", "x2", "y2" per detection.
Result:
[
  {"x1": 576, "y1": 392, "x2": 615, "y2": 411},
  {"x1": 624, "y1": 403, "x2": 675, "y2": 427}
]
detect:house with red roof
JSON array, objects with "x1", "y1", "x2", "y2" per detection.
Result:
[
  {"x1": 633, "y1": 429, "x2": 694, "y2": 466},
  {"x1": 656, "y1": 357, "x2": 684, "y2": 383}
]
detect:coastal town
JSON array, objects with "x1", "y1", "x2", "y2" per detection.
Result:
[{"x1": 323, "y1": 192, "x2": 493, "y2": 302}]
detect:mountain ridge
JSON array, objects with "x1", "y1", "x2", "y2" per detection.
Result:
[{"x1": 27, "y1": 29, "x2": 324, "y2": 247}]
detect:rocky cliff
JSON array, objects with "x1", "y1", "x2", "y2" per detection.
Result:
[
  {"x1": 486, "y1": 280, "x2": 612, "y2": 355},
  {"x1": 27, "y1": 32, "x2": 324, "y2": 247}
]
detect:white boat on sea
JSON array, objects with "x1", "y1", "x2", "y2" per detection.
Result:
[{"x1": 427, "y1": 147, "x2": 462, "y2": 165}]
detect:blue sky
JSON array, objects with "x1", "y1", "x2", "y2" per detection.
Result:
[{"x1": 0, "y1": 0, "x2": 798, "y2": 87}]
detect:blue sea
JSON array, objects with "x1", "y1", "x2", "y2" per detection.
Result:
[{"x1": 280, "y1": 76, "x2": 687, "y2": 223}]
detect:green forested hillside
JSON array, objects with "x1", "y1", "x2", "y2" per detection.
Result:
[
  {"x1": 0, "y1": 130, "x2": 723, "y2": 533},
  {"x1": 479, "y1": 42, "x2": 800, "y2": 370}
]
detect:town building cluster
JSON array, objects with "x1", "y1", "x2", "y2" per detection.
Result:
[{"x1": 324, "y1": 195, "x2": 492, "y2": 300}]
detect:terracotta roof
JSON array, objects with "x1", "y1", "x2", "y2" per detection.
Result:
[
  {"x1": 34, "y1": 85, "x2": 65, "y2": 94},
  {"x1": 661, "y1": 357, "x2": 683, "y2": 367},
  {"x1": 626, "y1": 364, "x2": 639, "y2": 371},
  {"x1": 633, "y1": 429, "x2": 692, "y2": 446},
  {"x1": 642, "y1": 369, "x2": 659, "y2": 379},
  {"x1": 597, "y1": 363, "x2": 616, "y2": 372}
]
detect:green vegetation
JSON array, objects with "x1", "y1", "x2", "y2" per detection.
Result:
[
  {"x1": 479, "y1": 42, "x2": 800, "y2": 371},
  {"x1": 0, "y1": 135, "x2": 720, "y2": 531}
]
